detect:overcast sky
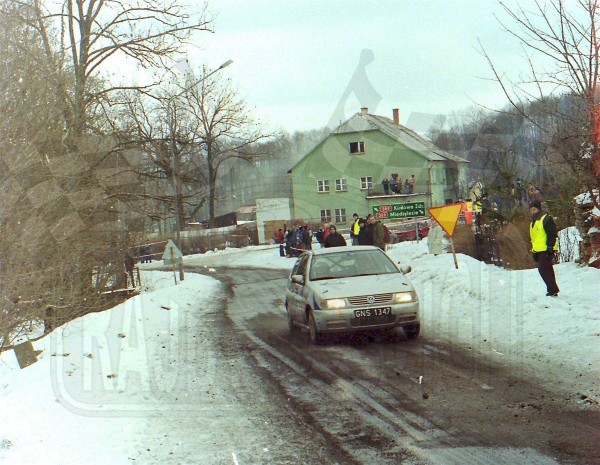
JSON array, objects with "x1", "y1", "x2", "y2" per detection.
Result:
[{"x1": 183, "y1": 0, "x2": 528, "y2": 133}]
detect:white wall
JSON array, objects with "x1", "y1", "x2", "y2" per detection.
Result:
[{"x1": 255, "y1": 198, "x2": 291, "y2": 243}]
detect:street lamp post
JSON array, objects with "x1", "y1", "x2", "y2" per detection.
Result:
[{"x1": 167, "y1": 59, "x2": 233, "y2": 281}]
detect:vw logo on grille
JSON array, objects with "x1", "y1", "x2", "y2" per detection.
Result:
[{"x1": 367, "y1": 295, "x2": 376, "y2": 304}]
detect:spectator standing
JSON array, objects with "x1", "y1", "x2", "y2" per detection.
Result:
[
  {"x1": 408, "y1": 175, "x2": 416, "y2": 194},
  {"x1": 315, "y1": 227, "x2": 325, "y2": 248},
  {"x1": 368, "y1": 214, "x2": 386, "y2": 250},
  {"x1": 363, "y1": 214, "x2": 375, "y2": 245},
  {"x1": 382, "y1": 178, "x2": 390, "y2": 195},
  {"x1": 404, "y1": 179, "x2": 410, "y2": 194},
  {"x1": 285, "y1": 228, "x2": 294, "y2": 257},
  {"x1": 275, "y1": 228, "x2": 285, "y2": 256},
  {"x1": 124, "y1": 252, "x2": 136, "y2": 287},
  {"x1": 138, "y1": 243, "x2": 147, "y2": 263},
  {"x1": 357, "y1": 218, "x2": 371, "y2": 245},
  {"x1": 324, "y1": 225, "x2": 347, "y2": 247},
  {"x1": 302, "y1": 225, "x2": 313, "y2": 251},
  {"x1": 274, "y1": 228, "x2": 284, "y2": 244},
  {"x1": 291, "y1": 225, "x2": 304, "y2": 257},
  {"x1": 516, "y1": 179, "x2": 524, "y2": 204},
  {"x1": 529, "y1": 200, "x2": 560, "y2": 297},
  {"x1": 389, "y1": 177, "x2": 397, "y2": 194},
  {"x1": 350, "y1": 213, "x2": 361, "y2": 245},
  {"x1": 140, "y1": 241, "x2": 152, "y2": 263},
  {"x1": 322, "y1": 223, "x2": 331, "y2": 243}
]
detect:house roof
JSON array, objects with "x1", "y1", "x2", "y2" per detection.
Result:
[
  {"x1": 288, "y1": 110, "x2": 468, "y2": 172},
  {"x1": 236, "y1": 205, "x2": 256, "y2": 214},
  {"x1": 333, "y1": 112, "x2": 469, "y2": 163}
]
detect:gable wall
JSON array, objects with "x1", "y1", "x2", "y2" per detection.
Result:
[{"x1": 291, "y1": 129, "x2": 435, "y2": 224}]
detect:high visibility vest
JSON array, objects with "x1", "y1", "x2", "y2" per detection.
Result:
[
  {"x1": 352, "y1": 219, "x2": 360, "y2": 236},
  {"x1": 529, "y1": 214, "x2": 558, "y2": 252}
]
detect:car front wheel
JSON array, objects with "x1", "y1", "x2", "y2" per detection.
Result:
[
  {"x1": 308, "y1": 311, "x2": 326, "y2": 345},
  {"x1": 403, "y1": 324, "x2": 420, "y2": 339}
]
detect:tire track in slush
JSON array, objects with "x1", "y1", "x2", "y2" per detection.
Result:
[{"x1": 221, "y1": 267, "x2": 568, "y2": 465}]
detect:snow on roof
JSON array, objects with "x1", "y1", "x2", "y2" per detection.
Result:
[
  {"x1": 289, "y1": 110, "x2": 469, "y2": 173},
  {"x1": 333, "y1": 112, "x2": 469, "y2": 163},
  {"x1": 236, "y1": 205, "x2": 256, "y2": 214}
]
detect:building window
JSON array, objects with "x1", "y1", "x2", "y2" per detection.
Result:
[
  {"x1": 335, "y1": 178, "x2": 347, "y2": 191},
  {"x1": 349, "y1": 141, "x2": 365, "y2": 154},
  {"x1": 335, "y1": 208, "x2": 346, "y2": 223},
  {"x1": 360, "y1": 176, "x2": 373, "y2": 190},
  {"x1": 317, "y1": 180, "x2": 330, "y2": 192},
  {"x1": 320, "y1": 209, "x2": 332, "y2": 223}
]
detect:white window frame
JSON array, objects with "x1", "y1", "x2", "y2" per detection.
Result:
[
  {"x1": 360, "y1": 176, "x2": 373, "y2": 190},
  {"x1": 320, "y1": 209, "x2": 332, "y2": 223},
  {"x1": 334, "y1": 208, "x2": 347, "y2": 223},
  {"x1": 349, "y1": 141, "x2": 365, "y2": 154},
  {"x1": 317, "y1": 179, "x2": 330, "y2": 193},
  {"x1": 335, "y1": 178, "x2": 347, "y2": 192}
]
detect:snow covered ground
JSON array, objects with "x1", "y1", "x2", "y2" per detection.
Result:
[{"x1": 0, "y1": 240, "x2": 598, "y2": 464}]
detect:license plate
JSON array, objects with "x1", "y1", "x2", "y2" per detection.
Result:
[{"x1": 354, "y1": 307, "x2": 391, "y2": 318}]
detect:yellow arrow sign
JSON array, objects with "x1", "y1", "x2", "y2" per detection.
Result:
[{"x1": 428, "y1": 204, "x2": 463, "y2": 237}]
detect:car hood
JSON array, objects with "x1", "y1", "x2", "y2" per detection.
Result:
[{"x1": 310, "y1": 273, "x2": 414, "y2": 298}]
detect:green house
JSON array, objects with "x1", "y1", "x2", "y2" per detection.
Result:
[{"x1": 288, "y1": 108, "x2": 469, "y2": 225}]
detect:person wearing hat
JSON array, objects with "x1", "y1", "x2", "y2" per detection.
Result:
[
  {"x1": 529, "y1": 200, "x2": 560, "y2": 297},
  {"x1": 323, "y1": 225, "x2": 346, "y2": 248}
]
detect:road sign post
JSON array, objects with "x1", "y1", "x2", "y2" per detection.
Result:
[
  {"x1": 162, "y1": 239, "x2": 184, "y2": 283},
  {"x1": 428, "y1": 204, "x2": 463, "y2": 269}
]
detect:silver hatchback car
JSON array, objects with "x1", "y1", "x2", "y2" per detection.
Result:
[{"x1": 285, "y1": 245, "x2": 420, "y2": 344}]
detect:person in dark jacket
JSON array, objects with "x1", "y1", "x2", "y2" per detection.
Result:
[
  {"x1": 124, "y1": 251, "x2": 136, "y2": 287},
  {"x1": 362, "y1": 214, "x2": 376, "y2": 245},
  {"x1": 284, "y1": 229, "x2": 294, "y2": 257},
  {"x1": 369, "y1": 214, "x2": 386, "y2": 250},
  {"x1": 324, "y1": 225, "x2": 347, "y2": 247},
  {"x1": 315, "y1": 227, "x2": 325, "y2": 248},
  {"x1": 529, "y1": 200, "x2": 560, "y2": 296},
  {"x1": 357, "y1": 218, "x2": 371, "y2": 245},
  {"x1": 302, "y1": 224, "x2": 313, "y2": 250}
]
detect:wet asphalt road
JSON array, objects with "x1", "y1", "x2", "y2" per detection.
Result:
[{"x1": 185, "y1": 264, "x2": 599, "y2": 465}]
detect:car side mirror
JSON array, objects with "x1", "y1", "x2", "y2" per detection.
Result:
[
  {"x1": 398, "y1": 263, "x2": 412, "y2": 274},
  {"x1": 291, "y1": 274, "x2": 304, "y2": 285}
]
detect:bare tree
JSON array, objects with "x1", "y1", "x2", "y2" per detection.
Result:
[
  {"x1": 182, "y1": 67, "x2": 274, "y2": 226},
  {"x1": 120, "y1": 88, "x2": 210, "y2": 230},
  {"x1": 480, "y1": 0, "x2": 600, "y2": 200},
  {"x1": 19, "y1": 0, "x2": 212, "y2": 141},
  {"x1": 0, "y1": 0, "x2": 213, "y2": 346}
]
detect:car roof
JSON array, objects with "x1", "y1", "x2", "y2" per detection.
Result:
[{"x1": 305, "y1": 245, "x2": 381, "y2": 256}]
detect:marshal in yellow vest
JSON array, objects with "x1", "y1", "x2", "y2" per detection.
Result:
[{"x1": 530, "y1": 214, "x2": 559, "y2": 253}]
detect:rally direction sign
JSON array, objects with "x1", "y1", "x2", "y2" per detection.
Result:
[
  {"x1": 372, "y1": 202, "x2": 426, "y2": 219},
  {"x1": 428, "y1": 204, "x2": 463, "y2": 270},
  {"x1": 428, "y1": 204, "x2": 463, "y2": 237}
]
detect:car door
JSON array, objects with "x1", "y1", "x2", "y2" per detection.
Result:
[{"x1": 287, "y1": 254, "x2": 309, "y2": 323}]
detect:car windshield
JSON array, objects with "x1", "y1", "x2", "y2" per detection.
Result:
[{"x1": 309, "y1": 249, "x2": 399, "y2": 281}]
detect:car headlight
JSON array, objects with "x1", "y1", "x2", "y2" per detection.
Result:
[
  {"x1": 323, "y1": 298, "x2": 346, "y2": 309},
  {"x1": 393, "y1": 291, "x2": 417, "y2": 303}
]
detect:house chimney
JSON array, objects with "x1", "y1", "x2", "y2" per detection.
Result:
[
  {"x1": 392, "y1": 108, "x2": 400, "y2": 125},
  {"x1": 360, "y1": 107, "x2": 369, "y2": 115}
]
